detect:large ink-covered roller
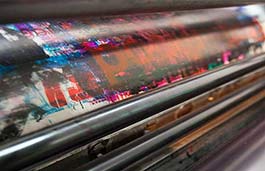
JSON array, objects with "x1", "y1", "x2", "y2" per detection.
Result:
[{"x1": 0, "y1": 2, "x2": 265, "y2": 171}]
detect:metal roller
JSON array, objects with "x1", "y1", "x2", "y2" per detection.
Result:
[
  {"x1": 0, "y1": 55, "x2": 264, "y2": 171},
  {"x1": 1, "y1": 0, "x2": 265, "y2": 23}
]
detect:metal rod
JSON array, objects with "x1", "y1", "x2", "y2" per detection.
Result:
[
  {"x1": 0, "y1": 55, "x2": 264, "y2": 171},
  {"x1": 79, "y1": 79, "x2": 265, "y2": 171},
  {"x1": 192, "y1": 101, "x2": 265, "y2": 171},
  {"x1": 1, "y1": 1, "x2": 265, "y2": 23}
]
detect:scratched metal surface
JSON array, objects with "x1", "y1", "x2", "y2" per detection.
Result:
[{"x1": 0, "y1": 7, "x2": 264, "y2": 143}]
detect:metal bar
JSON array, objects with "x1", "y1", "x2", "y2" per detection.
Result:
[
  {"x1": 123, "y1": 95, "x2": 265, "y2": 171},
  {"x1": 192, "y1": 104, "x2": 265, "y2": 171},
  {"x1": 0, "y1": 0, "x2": 265, "y2": 23},
  {"x1": 79, "y1": 78, "x2": 265, "y2": 171},
  {"x1": 0, "y1": 55, "x2": 264, "y2": 171}
]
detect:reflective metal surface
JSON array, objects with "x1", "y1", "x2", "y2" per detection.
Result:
[
  {"x1": 1, "y1": 8, "x2": 263, "y2": 142},
  {"x1": 193, "y1": 106, "x2": 265, "y2": 171},
  {"x1": 0, "y1": 55, "x2": 264, "y2": 171},
  {"x1": 78, "y1": 79, "x2": 265, "y2": 171},
  {"x1": 1, "y1": 0, "x2": 265, "y2": 23},
  {"x1": 0, "y1": 3, "x2": 265, "y2": 171}
]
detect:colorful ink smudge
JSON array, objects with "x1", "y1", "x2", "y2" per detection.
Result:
[{"x1": 0, "y1": 8, "x2": 264, "y2": 143}]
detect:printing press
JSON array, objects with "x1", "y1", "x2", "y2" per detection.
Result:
[{"x1": 0, "y1": 1, "x2": 265, "y2": 171}]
